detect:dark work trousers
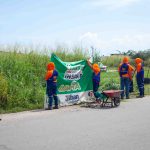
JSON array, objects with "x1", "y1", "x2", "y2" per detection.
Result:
[
  {"x1": 129, "y1": 79, "x2": 134, "y2": 93},
  {"x1": 47, "y1": 84, "x2": 58, "y2": 107},
  {"x1": 120, "y1": 77, "x2": 129, "y2": 98},
  {"x1": 136, "y1": 74, "x2": 144, "y2": 96},
  {"x1": 93, "y1": 81, "x2": 100, "y2": 99}
]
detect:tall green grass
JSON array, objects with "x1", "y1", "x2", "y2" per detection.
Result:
[
  {"x1": 54, "y1": 47, "x2": 87, "y2": 61},
  {"x1": 0, "y1": 51, "x2": 49, "y2": 113},
  {"x1": 0, "y1": 47, "x2": 87, "y2": 113}
]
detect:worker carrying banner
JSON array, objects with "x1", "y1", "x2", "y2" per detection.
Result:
[{"x1": 45, "y1": 53, "x2": 93, "y2": 107}]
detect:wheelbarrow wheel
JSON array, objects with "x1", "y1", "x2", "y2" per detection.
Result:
[{"x1": 114, "y1": 97, "x2": 120, "y2": 107}]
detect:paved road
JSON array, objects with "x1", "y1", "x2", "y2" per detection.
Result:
[{"x1": 0, "y1": 96, "x2": 150, "y2": 150}]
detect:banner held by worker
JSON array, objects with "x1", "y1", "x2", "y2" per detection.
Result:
[{"x1": 44, "y1": 53, "x2": 93, "y2": 108}]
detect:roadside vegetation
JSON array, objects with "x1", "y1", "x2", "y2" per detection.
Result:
[{"x1": 0, "y1": 46, "x2": 149, "y2": 113}]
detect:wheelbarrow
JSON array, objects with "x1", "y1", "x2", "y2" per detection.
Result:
[
  {"x1": 101, "y1": 90, "x2": 123, "y2": 107},
  {"x1": 92, "y1": 90, "x2": 123, "y2": 108}
]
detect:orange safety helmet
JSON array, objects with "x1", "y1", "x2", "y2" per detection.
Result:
[
  {"x1": 135, "y1": 58, "x2": 143, "y2": 64},
  {"x1": 92, "y1": 63, "x2": 100, "y2": 74},
  {"x1": 47, "y1": 62, "x2": 55, "y2": 71},
  {"x1": 123, "y1": 56, "x2": 129, "y2": 63}
]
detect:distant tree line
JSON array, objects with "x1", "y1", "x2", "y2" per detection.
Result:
[
  {"x1": 117, "y1": 49, "x2": 150, "y2": 60},
  {"x1": 117, "y1": 49, "x2": 150, "y2": 66}
]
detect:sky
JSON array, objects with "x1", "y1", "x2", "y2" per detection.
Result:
[{"x1": 0, "y1": 0, "x2": 150, "y2": 55}]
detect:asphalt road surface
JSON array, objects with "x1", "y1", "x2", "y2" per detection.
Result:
[{"x1": 0, "y1": 96, "x2": 150, "y2": 150}]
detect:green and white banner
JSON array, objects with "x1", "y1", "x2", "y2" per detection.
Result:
[{"x1": 48, "y1": 53, "x2": 94, "y2": 106}]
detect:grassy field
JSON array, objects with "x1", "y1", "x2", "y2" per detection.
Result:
[
  {"x1": 0, "y1": 50, "x2": 87, "y2": 113},
  {"x1": 0, "y1": 50, "x2": 149, "y2": 113},
  {"x1": 100, "y1": 69, "x2": 150, "y2": 96},
  {"x1": 0, "y1": 51, "x2": 49, "y2": 113}
]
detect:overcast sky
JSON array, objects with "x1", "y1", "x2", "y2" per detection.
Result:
[{"x1": 0, "y1": 0, "x2": 150, "y2": 55}]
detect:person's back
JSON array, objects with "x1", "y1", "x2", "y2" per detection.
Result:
[
  {"x1": 119, "y1": 63, "x2": 129, "y2": 78},
  {"x1": 118, "y1": 57, "x2": 130, "y2": 99},
  {"x1": 46, "y1": 70, "x2": 58, "y2": 87},
  {"x1": 45, "y1": 62, "x2": 59, "y2": 110}
]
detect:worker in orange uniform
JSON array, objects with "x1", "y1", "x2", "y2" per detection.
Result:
[
  {"x1": 87, "y1": 59, "x2": 102, "y2": 104},
  {"x1": 135, "y1": 58, "x2": 144, "y2": 98},
  {"x1": 118, "y1": 57, "x2": 134, "y2": 99},
  {"x1": 45, "y1": 62, "x2": 59, "y2": 110}
]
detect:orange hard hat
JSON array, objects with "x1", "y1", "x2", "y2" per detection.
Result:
[
  {"x1": 135, "y1": 58, "x2": 143, "y2": 64},
  {"x1": 93, "y1": 63, "x2": 100, "y2": 73},
  {"x1": 123, "y1": 56, "x2": 129, "y2": 63},
  {"x1": 47, "y1": 62, "x2": 55, "y2": 70},
  {"x1": 93, "y1": 63, "x2": 99, "y2": 68}
]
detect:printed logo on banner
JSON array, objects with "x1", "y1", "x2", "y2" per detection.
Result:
[
  {"x1": 65, "y1": 94, "x2": 79, "y2": 103},
  {"x1": 64, "y1": 64, "x2": 84, "y2": 80},
  {"x1": 59, "y1": 81, "x2": 81, "y2": 92}
]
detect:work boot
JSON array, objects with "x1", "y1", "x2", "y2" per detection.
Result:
[
  {"x1": 126, "y1": 96, "x2": 130, "y2": 99},
  {"x1": 136, "y1": 95, "x2": 143, "y2": 98},
  {"x1": 121, "y1": 96, "x2": 124, "y2": 100},
  {"x1": 45, "y1": 106, "x2": 52, "y2": 110},
  {"x1": 54, "y1": 105, "x2": 59, "y2": 109}
]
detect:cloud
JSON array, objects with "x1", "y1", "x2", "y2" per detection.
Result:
[
  {"x1": 86, "y1": 0, "x2": 140, "y2": 10},
  {"x1": 112, "y1": 34, "x2": 150, "y2": 48},
  {"x1": 79, "y1": 32, "x2": 109, "y2": 54},
  {"x1": 79, "y1": 32, "x2": 99, "y2": 45},
  {"x1": 79, "y1": 32, "x2": 150, "y2": 55}
]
